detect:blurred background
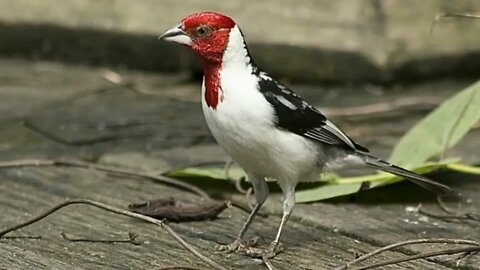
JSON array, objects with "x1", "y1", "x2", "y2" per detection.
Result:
[
  {"x1": 1, "y1": 0, "x2": 480, "y2": 83},
  {"x1": 0, "y1": 0, "x2": 479, "y2": 164},
  {"x1": 0, "y1": 0, "x2": 479, "y2": 165}
]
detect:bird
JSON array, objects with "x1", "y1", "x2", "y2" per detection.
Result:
[{"x1": 160, "y1": 11, "x2": 453, "y2": 257}]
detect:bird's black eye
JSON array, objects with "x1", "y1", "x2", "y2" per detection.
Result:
[{"x1": 196, "y1": 25, "x2": 212, "y2": 37}]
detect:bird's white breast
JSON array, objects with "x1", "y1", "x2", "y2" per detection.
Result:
[
  {"x1": 202, "y1": 67, "x2": 273, "y2": 173},
  {"x1": 202, "y1": 67, "x2": 320, "y2": 182},
  {"x1": 201, "y1": 26, "x2": 321, "y2": 182}
]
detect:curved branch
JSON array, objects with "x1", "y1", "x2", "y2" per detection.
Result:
[
  {"x1": 0, "y1": 199, "x2": 227, "y2": 270},
  {"x1": 334, "y1": 238, "x2": 479, "y2": 270}
]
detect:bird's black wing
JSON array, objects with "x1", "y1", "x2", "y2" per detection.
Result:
[{"x1": 256, "y1": 71, "x2": 368, "y2": 152}]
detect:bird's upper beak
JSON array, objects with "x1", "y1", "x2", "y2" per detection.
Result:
[{"x1": 159, "y1": 24, "x2": 192, "y2": 46}]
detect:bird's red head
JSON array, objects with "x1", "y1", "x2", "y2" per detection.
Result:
[{"x1": 161, "y1": 12, "x2": 236, "y2": 64}]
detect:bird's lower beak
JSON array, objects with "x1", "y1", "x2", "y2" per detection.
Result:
[{"x1": 159, "y1": 24, "x2": 192, "y2": 46}]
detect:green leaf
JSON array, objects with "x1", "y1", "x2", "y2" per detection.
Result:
[
  {"x1": 295, "y1": 160, "x2": 456, "y2": 203},
  {"x1": 446, "y1": 163, "x2": 480, "y2": 175},
  {"x1": 296, "y1": 183, "x2": 363, "y2": 203},
  {"x1": 389, "y1": 81, "x2": 480, "y2": 169},
  {"x1": 167, "y1": 160, "x2": 457, "y2": 203}
]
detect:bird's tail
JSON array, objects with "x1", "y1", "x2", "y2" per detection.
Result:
[{"x1": 355, "y1": 151, "x2": 454, "y2": 195}]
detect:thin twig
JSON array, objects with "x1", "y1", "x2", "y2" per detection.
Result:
[
  {"x1": 333, "y1": 238, "x2": 480, "y2": 270},
  {"x1": 417, "y1": 196, "x2": 480, "y2": 223},
  {"x1": 262, "y1": 255, "x2": 277, "y2": 270},
  {"x1": 436, "y1": 196, "x2": 480, "y2": 221},
  {"x1": 418, "y1": 207, "x2": 470, "y2": 223},
  {"x1": 349, "y1": 246, "x2": 480, "y2": 270},
  {"x1": 455, "y1": 249, "x2": 479, "y2": 267},
  {"x1": 0, "y1": 159, "x2": 210, "y2": 199},
  {"x1": 430, "y1": 12, "x2": 480, "y2": 34},
  {"x1": 436, "y1": 195, "x2": 455, "y2": 214},
  {"x1": 0, "y1": 199, "x2": 227, "y2": 270},
  {"x1": 156, "y1": 267, "x2": 204, "y2": 270},
  {"x1": 1, "y1": 235, "x2": 42, "y2": 239},
  {"x1": 321, "y1": 97, "x2": 442, "y2": 118},
  {"x1": 61, "y1": 231, "x2": 142, "y2": 245}
]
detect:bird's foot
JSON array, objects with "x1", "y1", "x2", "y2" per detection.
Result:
[
  {"x1": 215, "y1": 237, "x2": 259, "y2": 253},
  {"x1": 241, "y1": 241, "x2": 283, "y2": 258},
  {"x1": 215, "y1": 239, "x2": 241, "y2": 252}
]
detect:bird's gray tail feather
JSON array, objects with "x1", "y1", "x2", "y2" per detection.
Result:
[{"x1": 355, "y1": 151, "x2": 454, "y2": 195}]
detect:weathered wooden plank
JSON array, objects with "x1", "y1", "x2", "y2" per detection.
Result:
[
  {"x1": 1, "y1": 59, "x2": 478, "y2": 269},
  {"x1": 0, "y1": 166, "x2": 455, "y2": 269}
]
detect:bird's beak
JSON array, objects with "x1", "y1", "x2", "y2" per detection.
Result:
[{"x1": 159, "y1": 24, "x2": 192, "y2": 46}]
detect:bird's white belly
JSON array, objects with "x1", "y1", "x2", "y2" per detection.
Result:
[
  {"x1": 202, "y1": 93, "x2": 321, "y2": 182},
  {"x1": 204, "y1": 108, "x2": 273, "y2": 174}
]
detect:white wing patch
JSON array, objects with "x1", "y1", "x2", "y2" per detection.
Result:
[
  {"x1": 276, "y1": 96, "x2": 298, "y2": 110},
  {"x1": 259, "y1": 71, "x2": 272, "y2": 81}
]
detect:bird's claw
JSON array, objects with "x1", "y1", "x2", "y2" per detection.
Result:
[
  {"x1": 241, "y1": 241, "x2": 283, "y2": 258},
  {"x1": 264, "y1": 241, "x2": 283, "y2": 258},
  {"x1": 216, "y1": 238, "x2": 282, "y2": 258},
  {"x1": 215, "y1": 239, "x2": 241, "y2": 252},
  {"x1": 215, "y1": 237, "x2": 259, "y2": 253}
]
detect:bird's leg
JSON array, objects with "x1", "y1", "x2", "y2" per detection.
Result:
[
  {"x1": 265, "y1": 184, "x2": 295, "y2": 258},
  {"x1": 216, "y1": 174, "x2": 268, "y2": 252},
  {"x1": 239, "y1": 184, "x2": 294, "y2": 258},
  {"x1": 218, "y1": 203, "x2": 261, "y2": 251}
]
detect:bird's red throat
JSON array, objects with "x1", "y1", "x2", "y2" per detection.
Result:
[
  {"x1": 203, "y1": 63, "x2": 224, "y2": 110},
  {"x1": 193, "y1": 32, "x2": 231, "y2": 110}
]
